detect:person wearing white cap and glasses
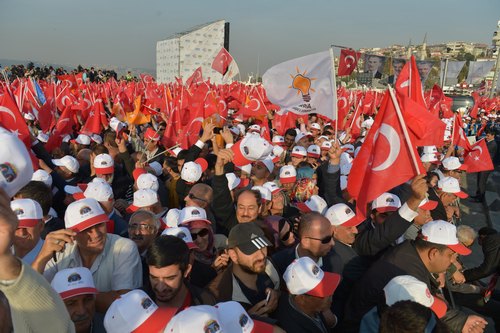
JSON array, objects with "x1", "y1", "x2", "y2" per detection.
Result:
[
  {"x1": 344, "y1": 220, "x2": 490, "y2": 333},
  {"x1": 0, "y1": 188, "x2": 75, "y2": 332},
  {"x1": 32, "y1": 198, "x2": 142, "y2": 313},
  {"x1": 250, "y1": 158, "x2": 274, "y2": 187},
  {"x1": 440, "y1": 156, "x2": 468, "y2": 181},
  {"x1": 215, "y1": 301, "x2": 284, "y2": 332},
  {"x1": 431, "y1": 176, "x2": 468, "y2": 222},
  {"x1": 51, "y1": 267, "x2": 103, "y2": 333},
  {"x1": 275, "y1": 256, "x2": 341, "y2": 333}
]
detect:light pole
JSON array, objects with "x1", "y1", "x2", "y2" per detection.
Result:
[{"x1": 489, "y1": 20, "x2": 500, "y2": 98}]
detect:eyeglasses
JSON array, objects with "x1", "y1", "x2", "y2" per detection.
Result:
[
  {"x1": 305, "y1": 236, "x2": 333, "y2": 244},
  {"x1": 188, "y1": 193, "x2": 208, "y2": 204},
  {"x1": 191, "y1": 229, "x2": 210, "y2": 240},
  {"x1": 128, "y1": 224, "x2": 155, "y2": 232}
]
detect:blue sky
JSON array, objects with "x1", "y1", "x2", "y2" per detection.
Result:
[{"x1": 0, "y1": 0, "x2": 498, "y2": 78}]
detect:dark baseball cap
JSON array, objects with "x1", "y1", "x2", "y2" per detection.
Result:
[{"x1": 228, "y1": 222, "x2": 271, "y2": 255}]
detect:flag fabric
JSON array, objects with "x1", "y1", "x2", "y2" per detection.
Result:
[
  {"x1": 467, "y1": 61, "x2": 495, "y2": 84},
  {"x1": 469, "y1": 91, "x2": 480, "y2": 118},
  {"x1": 452, "y1": 113, "x2": 472, "y2": 151},
  {"x1": 0, "y1": 93, "x2": 31, "y2": 146},
  {"x1": 337, "y1": 49, "x2": 360, "y2": 77},
  {"x1": 186, "y1": 67, "x2": 203, "y2": 87},
  {"x1": 262, "y1": 50, "x2": 337, "y2": 120},
  {"x1": 211, "y1": 47, "x2": 233, "y2": 75},
  {"x1": 395, "y1": 56, "x2": 426, "y2": 108},
  {"x1": 440, "y1": 60, "x2": 466, "y2": 85},
  {"x1": 348, "y1": 92, "x2": 424, "y2": 217},
  {"x1": 463, "y1": 139, "x2": 494, "y2": 173}
]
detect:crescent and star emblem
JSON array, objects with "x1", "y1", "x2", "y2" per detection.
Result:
[{"x1": 372, "y1": 124, "x2": 400, "y2": 171}]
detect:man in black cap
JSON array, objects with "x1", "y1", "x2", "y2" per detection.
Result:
[{"x1": 208, "y1": 222, "x2": 281, "y2": 316}]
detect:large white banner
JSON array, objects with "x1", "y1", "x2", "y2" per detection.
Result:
[
  {"x1": 467, "y1": 60, "x2": 495, "y2": 84},
  {"x1": 440, "y1": 60, "x2": 466, "y2": 85}
]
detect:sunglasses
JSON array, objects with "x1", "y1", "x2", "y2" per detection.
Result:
[
  {"x1": 305, "y1": 236, "x2": 333, "y2": 244},
  {"x1": 190, "y1": 228, "x2": 210, "y2": 240},
  {"x1": 188, "y1": 193, "x2": 208, "y2": 204}
]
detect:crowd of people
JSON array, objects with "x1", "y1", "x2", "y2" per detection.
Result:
[{"x1": 0, "y1": 70, "x2": 500, "y2": 333}]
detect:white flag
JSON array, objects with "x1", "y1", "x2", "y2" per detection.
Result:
[
  {"x1": 440, "y1": 60, "x2": 466, "y2": 84},
  {"x1": 467, "y1": 61, "x2": 495, "y2": 84},
  {"x1": 262, "y1": 51, "x2": 337, "y2": 120},
  {"x1": 222, "y1": 60, "x2": 240, "y2": 83}
]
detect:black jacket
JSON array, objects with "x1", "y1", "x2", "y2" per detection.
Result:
[
  {"x1": 463, "y1": 233, "x2": 500, "y2": 282},
  {"x1": 211, "y1": 174, "x2": 238, "y2": 235},
  {"x1": 275, "y1": 293, "x2": 330, "y2": 333}
]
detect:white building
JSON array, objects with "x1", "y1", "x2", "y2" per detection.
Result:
[{"x1": 156, "y1": 20, "x2": 229, "y2": 83}]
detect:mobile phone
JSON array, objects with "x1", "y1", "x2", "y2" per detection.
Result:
[
  {"x1": 213, "y1": 127, "x2": 223, "y2": 134},
  {"x1": 265, "y1": 290, "x2": 271, "y2": 305}
]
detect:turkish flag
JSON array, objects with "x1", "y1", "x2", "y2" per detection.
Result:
[
  {"x1": 452, "y1": 114, "x2": 472, "y2": 151},
  {"x1": 212, "y1": 48, "x2": 233, "y2": 75},
  {"x1": 337, "y1": 49, "x2": 360, "y2": 76},
  {"x1": 426, "y1": 84, "x2": 444, "y2": 117},
  {"x1": 57, "y1": 74, "x2": 78, "y2": 90},
  {"x1": 469, "y1": 91, "x2": 479, "y2": 118},
  {"x1": 463, "y1": 139, "x2": 494, "y2": 173},
  {"x1": 440, "y1": 96, "x2": 453, "y2": 118},
  {"x1": 348, "y1": 92, "x2": 424, "y2": 217},
  {"x1": 81, "y1": 108, "x2": 102, "y2": 135},
  {"x1": 395, "y1": 56, "x2": 427, "y2": 109},
  {"x1": 240, "y1": 90, "x2": 268, "y2": 118},
  {"x1": 186, "y1": 67, "x2": 203, "y2": 88},
  {"x1": 336, "y1": 87, "x2": 351, "y2": 129},
  {"x1": 0, "y1": 93, "x2": 31, "y2": 147}
]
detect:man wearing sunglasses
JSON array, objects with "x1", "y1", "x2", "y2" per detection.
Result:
[{"x1": 184, "y1": 184, "x2": 216, "y2": 225}]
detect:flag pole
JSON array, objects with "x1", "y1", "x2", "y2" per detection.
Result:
[
  {"x1": 329, "y1": 46, "x2": 339, "y2": 137},
  {"x1": 388, "y1": 86, "x2": 421, "y2": 174}
]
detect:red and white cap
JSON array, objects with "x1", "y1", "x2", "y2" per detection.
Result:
[
  {"x1": 269, "y1": 145, "x2": 284, "y2": 163},
  {"x1": 324, "y1": 203, "x2": 364, "y2": 227},
  {"x1": 90, "y1": 134, "x2": 103, "y2": 144},
  {"x1": 248, "y1": 124, "x2": 261, "y2": 133},
  {"x1": 230, "y1": 134, "x2": 273, "y2": 167},
  {"x1": 371, "y1": 192, "x2": 401, "y2": 212},
  {"x1": 137, "y1": 173, "x2": 159, "y2": 192},
  {"x1": 52, "y1": 155, "x2": 80, "y2": 174},
  {"x1": 229, "y1": 126, "x2": 240, "y2": 136},
  {"x1": 437, "y1": 177, "x2": 468, "y2": 199},
  {"x1": 161, "y1": 226, "x2": 199, "y2": 249},
  {"x1": 215, "y1": 301, "x2": 273, "y2": 333},
  {"x1": 164, "y1": 305, "x2": 222, "y2": 333},
  {"x1": 272, "y1": 135, "x2": 285, "y2": 146},
  {"x1": 251, "y1": 186, "x2": 272, "y2": 202},
  {"x1": 165, "y1": 208, "x2": 180, "y2": 228},
  {"x1": 71, "y1": 134, "x2": 91, "y2": 145},
  {"x1": 24, "y1": 113, "x2": 35, "y2": 121},
  {"x1": 421, "y1": 220, "x2": 471, "y2": 255},
  {"x1": 442, "y1": 157, "x2": 467, "y2": 171},
  {"x1": 294, "y1": 132, "x2": 312, "y2": 144},
  {"x1": 341, "y1": 144, "x2": 355, "y2": 154},
  {"x1": 181, "y1": 158, "x2": 207, "y2": 183},
  {"x1": 259, "y1": 157, "x2": 275, "y2": 173},
  {"x1": 31, "y1": 169, "x2": 53, "y2": 187},
  {"x1": 310, "y1": 123, "x2": 321, "y2": 131},
  {"x1": 104, "y1": 290, "x2": 176, "y2": 333},
  {"x1": 167, "y1": 147, "x2": 183, "y2": 158},
  {"x1": 295, "y1": 195, "x2": 328, "y2": 215},
  {"x1": 279, "y1": 165, "x2": 297, "y2": 184},
  {"x1": 420, "y1": 153, "x2": 440, "y2": 163},
  {"x1": 37, "y1": 132, "x2": 49, "y2": 143},
  {"x1": 307, "y1": 145, "x2": 321, "y2": 158},
  {"x1": 144, "y1": 128, "x2": 160, "y2": 141},
  {"x1": 321, "y1": 141, "x2": 332, "y2": 151},
  {"x1": 291, "y1": 146, "x2": 307, "y2": 158},
  {"x1": 93, "y1": 153, "x2": 114, "y2": 175},
  {"x1": 284, "y1": 257, "x2": 341, "y2": 297},
  {"x1": 51, "y1": 267, "x2": 97, "y2": 300},
  {"x1": 263, "y1": 181, "x2": 282, "y2": 195},
  {"x1": 64, "y1": 198, "x2": 109, "y2": 232},
  {"x1": 109, "y1": 117, "x2": 125, "y2": 134},
  {"x1": 383, "y1": 275, "x2": 447, "y2": 318},
  {"x1": 74, "y1": 179, "x2": 113, "y2": 202},
  {"x1": 10, "y1": 198, "x2": 43, "y2": 228},
  {"x1": 128, "y1": 189, "x2": 158, "y2": 212},
  {"x1": 179, "y1": 206, "x2": 211, "y2": 224},
  {"x1": 419, "y1": 197, "x2": 438, "y2": 211},
  {"x1": 225, "y1": 173, "x2": 241, "y2": 191}
]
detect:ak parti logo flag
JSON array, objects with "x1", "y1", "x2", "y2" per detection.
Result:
[{"x1": 262, "y1": 51, "x2": 337, "y2": 120}]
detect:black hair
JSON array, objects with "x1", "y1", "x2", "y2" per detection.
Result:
[
  {"x1": 92, "y1": 144, "x2": 109, "y2": 156},
  {"x1": 146, "y1": 236, "x2": 190, "y2": 272},
  {"x1": 235, "y1": 189, "x2": 262, "y2": 207},
  {"x1": 285, "y1": 128, "x2": 297, "y2": 137},
  {"x1": 478, "y1": 227, "x2": 497, "y2": 237},
  {"x1": 164, "y1": 156, "x2": 179, "y2": 174},
  {"x1": 176, "y1": 149, "x2": 189, "y2": 161},
  {"x1": 380, "y1": 300, "x2": 449, "y2": 333},
  {"x1": 16, "y1": 181, "x2": 52, "y2": 215},
  {"x1": 414, "y1": 237, "x2": 450, "y2": 253}
]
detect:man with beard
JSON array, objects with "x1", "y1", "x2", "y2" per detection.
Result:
[
  {"x1": 51, "y1": 267, "x2": 106, "y2": 333},
  {"x1": 208, "y1": 222, "x2": 281, "y2": 315},
  {"x1": 145, "y1": 235, "x2": 215, "y2": 311}
]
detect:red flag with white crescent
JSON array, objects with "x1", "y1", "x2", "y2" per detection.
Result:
[
  {"x1": 337, "y1": 49, "x2": 360, "y2": 76},
  {"x1": 0, "y1": 93, "x2": 31, "y2": 147},
  {"x1": 211, "y1": 48, "x2": 233, "y2": 75},
  {"x1": 463, "y1": 139, "x2": 493, "y2": 173},
  {"x1": 452, "y1": 114, "x2": 472, "y2": 151}
]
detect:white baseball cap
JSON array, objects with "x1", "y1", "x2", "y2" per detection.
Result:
[
  {"x1": 128, "y1": 189, "x2": 158, "y2": 212},
  {"x1": 441, "y1": 157, "x2": 467, "y2": 171},
  {"x1": 284, "y1": 257, "x2": 341, "y2": 297},
  {"x1": 295, "y1": 195, "x2": 328, "y2": 215},
  {"x1": 231, "y1": 134, "x2": 273, "y2": 167},
  {"x1": 179, "y1": 206, "x2": 211, "y2": 224},
  {"x1": 341, "y1": 144, "x2": 355, "y2": 154},
  {"x1": 248, "y1": 124, "x2": 261, "y2": 133},
  {"x1": 105, "y1": 290, "x2": 176, "y2": 333},
  {"x1": 181, "y1": 158, "x2": 207, "y2": 184},
  {"x1": 52, "y1": 155, "x2": 80, "y2": 174},
  {"x1": 420, "y1": 153, "x2": 440, "y2": 163},
  {"x1": 269, "y1": 145, "x2": 284, "y2": 163},
  {"x1": 418, "y1": 197, "x2": 438, "y2": 211},
  {"x1": 24, "y1": 113, "x2": 35, "y2": 121},
  {"x1": 437, "y1": 177, "x2": 468, "y2": 199},
  {"x1": 371, "y1": 192, "x2": 401, "y2": 212},
  {"x1": 279, "y1": 165, "x2": 297, "y2": 184},
  {"x1": 64, "y1": 198, "x2": 109, "y2": 232},
  {"x1": 215, "y1": 301, "x2": 273, "y2": 333},
  {"x1": 259, "y1": 157, "x2": 275, "y2": 173},
  {"x1": 291, "y1": 146, "x2": 307, "y2": 158},
  {"x1": 294, "y1": 132, "x2": 312, "y2": 143},
  {"x1": 71, "y1": 134, "x2": 91, "y2": 145},
  {"x1": 383, "y1": 275, "x2": 447, "y2": 318},
  {"x1": 109, "y1": 117, "x2": 125, "y2": 134},
  {"x1": 225, "y1": 173, "x2": 241, "y2": 191},
  {"x1": 90, "y1": 134, "x2": 102, "y2": 144},
  {"x1": 420, "y1": 220, "x2": 471, "y2": 255},
  {"x1": 32, "y1": 169, "x2": 53, "y2": 187},
  {"x1": 229, "y1": 126, "x2": 240, "y2": 136},
  {"x1": 324, "y1": 203, "x2": 364, "y2": 227},
  {"x1": 137, "y1": 173, "x2": 159, "y2": 192},
  {"x1": 263, "y1": 181, "x2": 282, "y2": 195},
  {"x1": 161, "y1": 226, "x2": 198, "y2": 249},
  {"x1": 237, "y1": 163, "x2": 252, "y2": 175},
  {"x1": 37, "y1": 132, "x2": 49, "y2": 143},
  {"x1": 361, "y1": 118, "x2": 374, "y2": 128},
  {"x1": 165, "y1": 208, "x2": 180, "y2": 228},
  {"x1": 321, "y1": 141, "x2": 332, "y2": 151},
  {"x1": 93, "y1": 153, "x2": 114, "y2": 175},
  {"x1": 251, "y1": 185, "x2": 272, "y2": 202},
  {"x1": 307, "y1": 145, "x2": 321, "y2": 158},
  {"x1": 168, "y1": 147, "x2": 183, "y2": 158},
  {"x1": 164, "y1": 305, "x2": 222, "y2": 333},
  {"x1": 10, "y1": 198, "x2": 43, "y2": 228},
  {"x1": 74, "y1": 180, "x2": 113, "y2": 202},
  {"x1": 310, "y1": 123, "x2": 321, "y2": 131},
  {"x1": 51, "y1": 267, "x2": 97, "y2": 300},
  {"x1": 148, "y1": 161, "x2": 163, "y2": 177},
  {"x1": 272, "y1": 135, "x2": 285, "y2": 146}
]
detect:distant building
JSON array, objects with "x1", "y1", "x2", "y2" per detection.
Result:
[{"x1": 156, "y1": 20, "x2": 229, "y2": 83}]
